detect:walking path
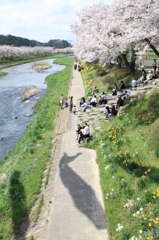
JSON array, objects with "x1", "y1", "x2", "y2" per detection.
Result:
[{"x1": 46, "y1": 69, "x2": 108, "y2": 240}]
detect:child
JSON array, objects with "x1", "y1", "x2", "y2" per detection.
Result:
[
  {"x1": 65, "y1": 98, "x2": 68, "y2": 108},
  {"x1": 72, "y1": 105, "x2": 76, "y2": 114}
]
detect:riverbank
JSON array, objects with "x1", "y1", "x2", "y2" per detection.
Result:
[
  {"x1": 0, "y1": 57, "x2": 74, "y2": 239},
  {"x1": 0, "y1": 53, "x2": 73, "y2": 73}
]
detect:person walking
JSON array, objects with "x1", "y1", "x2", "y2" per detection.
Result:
[
  {"x1": 69, "y1": 96, "x2": 73, "y2": 112},
  {"x1": 152, "y1": 59, "x2": 157, "y2": 73}
]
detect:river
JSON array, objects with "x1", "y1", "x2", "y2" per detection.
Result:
[{"x1": 0, "y1": 59, "x2": 65, "y2": 161}]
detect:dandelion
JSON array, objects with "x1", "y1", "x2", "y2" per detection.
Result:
[
  {"x1": 116, "y1": 223, "x2": 123, "y2": 231},
  {"x1": 105, "y1": 165, "x2": 110, "y2": 170},
  {"x1": 154, "y1": 220, "x2": 159, "y2": 224},
  {"x1": 137, "y1": 198, "x2": 140, "y2": 201}
]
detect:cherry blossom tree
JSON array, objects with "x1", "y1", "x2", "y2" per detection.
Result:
[
  {"x1": 71, "y1": 0, "x2": 159, "y2": 76},
  {"x1": 0, "y1": 46, "x2": 73, "y2": 60}
]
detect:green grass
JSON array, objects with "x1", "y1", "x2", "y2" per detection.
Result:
[
  {"x1": 85, "y1": 109, "x2": 159, "y2": 240},
  {"x1": 81, "y1": 63, "x2": 159, "y2": 240},
  {"x1": 0, "y1": 56, "x2": 74, "y2": 239},
  {"x1": 0, "y1": 71, "x2": 7, "y2": 76},
  {"x1": 147, "y1": 51, "x2": 159, "y2": 60}
]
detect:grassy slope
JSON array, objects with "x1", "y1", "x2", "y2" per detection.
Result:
[
  {"x1": 82, "y1": 65, "x2": 159, "y2": 240},
  {"x1": 0, "y1": 57, "x2": 74, "y2": 239}
]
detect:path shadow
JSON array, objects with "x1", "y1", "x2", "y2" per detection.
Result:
[
  {"x1": 9, "y1": 170, "x2": 29, "y2": 236},
  {"x1": 59, "y1": 152, "x2": 106, "y2": 229}
]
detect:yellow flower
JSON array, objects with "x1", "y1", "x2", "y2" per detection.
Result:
[
  {"x1": 148, "y1": 223, "x2": 152, "y2": 227},
  {"x1": 154, "y1": 220, "x2": 159, "y2": 224}
]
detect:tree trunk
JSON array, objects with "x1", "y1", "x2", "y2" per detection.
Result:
[
  {"x1": 116, "y1": 56, "x2": 122, "y2": 69},
  {"x1": 122, "y1": 53, "x2": 136, "y2": 76},
  {"x1": 145, "y1": 38, "x2": 159, "y2": 57}
]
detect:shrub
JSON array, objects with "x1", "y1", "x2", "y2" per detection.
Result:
[
  {"x1": 129, "y1": 90, "x2": 159, "y2": 125},
  {"x1": 114, "y1": 67, "x2": 130, "y2": 81},
  {"x1": 102, "y1": 75, "x2": 115, "y2": 85},
  {"x1": 96, "y1": 69, "x2": 107, "y2": 76}
]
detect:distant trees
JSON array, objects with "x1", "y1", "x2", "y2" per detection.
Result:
[
  {"x1": 0, "y1": 46, "x2": 73, "y2": 61},
  {"x1": 44, "y1": 39, "x2": 71, "y2": 48},
  {"x1": 0, "y1": 35, "x2": 71, "y2": 48},
  {"x1": 71, "y1": 0, "x2": 159, "y2": 76}
]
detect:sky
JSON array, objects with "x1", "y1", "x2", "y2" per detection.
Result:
[{"x1": 0, "y1": 0, "x2": 113, "y2": 43}]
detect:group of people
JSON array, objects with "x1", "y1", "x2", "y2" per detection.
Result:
[
  {"x1": 131, "y1": 67, "x2": 158, "y2": 87},
  {"x1": 79, "y1": 92, "x2": 108, "y2": 111},
  {"x1": 60, "y1": 94, "x2": 76, "y2": 113},
  {"x1": 75, "y1": 123, "x2": 90, "y2": 145}
]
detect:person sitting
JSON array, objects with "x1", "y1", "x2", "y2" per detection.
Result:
[
  {"x1": 90, "y1": 96, "x2": 98, "y2": 107},
  {"x1": 141, "y1": 69, "x2": 147, "y2": 81},
  {"x1": 105, "y1": 105, "x2": 111, "y2": 119},
  {"x1": 101, "y1": 92, "x2": 107, "y2": 104},
  {"x1": 109, "y1": 104, "x2": 117, "y2": 116},
  {"x1": 65, "y1": 98, "x2": 68, "y2": 108},
  {"x1": 75, "y1": 124, "x2": 82, "y2": 140},
  {"x1": 116, "y1": 96, "x2": 124, "y2": 109},
  {"x1": 130, "y1": 78, "x2": 137, "y2": 88},
  {"x1": 144, "y1": 70, "x2": 153, "y2": 84},
  {"x1": 119, "y1": 81, "x2": 125, "y2": 92},
  {"x1": 78, "y1": 123, "x2": 90, "y2": 144},
  {"x1": 98, "y1": 95, "x2": 103, "y2": 105},
  {"x1": 92, "y1": 86, "x2": 99, "y2": 95},
  {"x1": 79, "y1": 97, "x2": 86, "y2": 107},
  {"x1": 124, "y1": 90, "x2": 130, "y2": 98},
  {"x1": 112, "y1": 83, "x2": 118, "y2": 96}
]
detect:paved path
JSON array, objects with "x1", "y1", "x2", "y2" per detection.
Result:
[{"x1": 46, "y1": 69, "x2": 108, "y2": 240}]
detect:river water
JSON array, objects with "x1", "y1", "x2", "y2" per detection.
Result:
[{"x1": 0, "y1": 59, "x2": 65, "y2": 161}]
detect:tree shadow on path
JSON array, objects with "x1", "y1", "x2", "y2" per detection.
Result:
[
  {"x1": 59, "y1": 152, "x2": 106, "y2": 229},
  {"x1": 9, "y1": 170, "x2": 28, "y2": 237}
]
